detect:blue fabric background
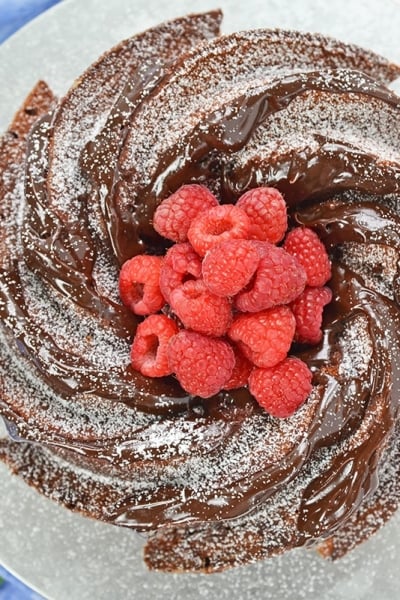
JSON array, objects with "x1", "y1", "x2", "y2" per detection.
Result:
[
  {"x1": 0, "y1": 0, "x2": 61, "y2": 43},
  {"x1": 1, "y1": 2, "x2": 62, "y2": 597},
  {"x1": 0, "y1": 564, "x2": 44, "y2": 599}
]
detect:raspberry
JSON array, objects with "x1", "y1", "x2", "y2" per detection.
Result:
[
  {"x1": 168, "y1": 330, "x2": 235, "y2": 398},
  {"x1": 236, "y1": 187, "x2": 287, "y2": 243},
  {"x1": 235, "y1": 242, "x2": 306, "y2": 312},
  {"x1": 223, "y1": 345, "x2": 253, "y2": 390},
  {"x1": 202, "y1": 239, "x2": 260, "y2": 297},
  {"x1": 291, "y1": 286, "x2": 332, "y2": 344},
  {"x1": 187, "y1": 204, "x2": 251, "y2": 256},
  {"x1": 283, "y1": 227, "x2": 331, "y2": 287},
  {"x1": 228, "y1": 306, "x2": 296, "y2": 368},
  {"x1": 249, "y1": 357, "x2": 313, "y2": 418},
  {"x1": 159, "y1": 243, "x2": 202, "y2": 304},
  {"x1": 153, "y1": 184, "x2": 219, "y2": 242},
  {"x1": 130, "y1": 314, "x2": 179, "y2": 377},
  {"x1": 119, "y1": 254, "x2": 164, "y2": 315},
  {"x1": 170, "y1": 279, "x2": 232, "y2": 336}
]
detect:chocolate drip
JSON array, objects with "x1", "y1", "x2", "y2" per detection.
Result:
[
  {"x1": 98, "y1": 259, "x2": 400, "y2": 532},
  {"x1": 23, "y1": 116, "x2": 133, "y2": 333},
  {"x1": 111, "y1": 68, "x2": 400, "y2": 263},
  {"x1": 1, "y1": 21, "x2": 400, "y2": 555}
]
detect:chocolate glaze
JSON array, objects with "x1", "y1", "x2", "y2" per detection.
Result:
[
  {"x1": 1, "y1": 23, "x2": 400, "y2": 552},
  {"x1": 112, "y1": 70, "x2": 400, "y2": 264}
]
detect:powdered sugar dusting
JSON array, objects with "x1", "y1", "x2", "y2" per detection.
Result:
[
  {"x1": 340, "y1": 243, "x2": 399, "y2": 299},
  {"x1": 338, "y1": 316, "x2": 373, "y2": 378},
  {"x1": 46, "y1": 12, "x2": 223, "y2": 218},
  {"x1": 120, "y1": 30, "x2": 400, "y2": 187},
  {"x1": 235, "y1": 88, "x2": 400, "y2": 165},
  {"x1": 21, "y1": 266, "x2": 129, "y2": 371}
]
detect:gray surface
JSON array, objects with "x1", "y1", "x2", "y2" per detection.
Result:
[{"x1": 1, "y1": 0, "x2": 400, "y2": 598}]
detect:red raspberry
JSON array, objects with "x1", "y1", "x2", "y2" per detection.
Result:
[
  {"x1": 168, "y1": 330, "x2": 235, "y2": 398},
  {"x1": 236, "y1": 187, "x2": 287, "y2": 243},
  {"x1": 291, "y1": 286, "x2": 332, "y2": 344},
  {"x1": 187, "y1": 204, "x2": 251, "y2": 256},
  {"x1": 202, "y1": 239, "x2": 260, "y2": 297},
  {"x1": 119, "y1": 254, "x2": 164, "y2": 315},
  {"x1": 228, "y1": 306, "x2": 295, "y2": 368},
  {"x1": 283, "y1": 227, "x2": 331, "y2": 287},
  {"x1": 223, "y1": 345, "x2": 253, "y2": 390},
  {"x1": 249, "y1": 357, "x2": 313, "y2": 418},
  {"x1": 170, "y1": 279, "x2": 232, "y2": 336},
  {"x1": 159, "y1": 243, "x2": 202, "y2": 304},
  {"x1": 130, "y1": 314, "x2": 179, "y2": 377},
  {"x1": 235, "y1": 242, "x2": 306, "y2": 312},
  {"x1": 153, "y1": 184, "x2": 219, "y2": 242}
]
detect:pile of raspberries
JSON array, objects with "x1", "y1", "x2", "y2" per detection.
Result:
[{"x1": 119, "y1": 184, "x2": 332, "y2": 418}]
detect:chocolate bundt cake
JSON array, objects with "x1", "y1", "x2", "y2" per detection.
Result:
[{"x1": 1, "y1": 9, "x2": 400, "y2": 572}]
